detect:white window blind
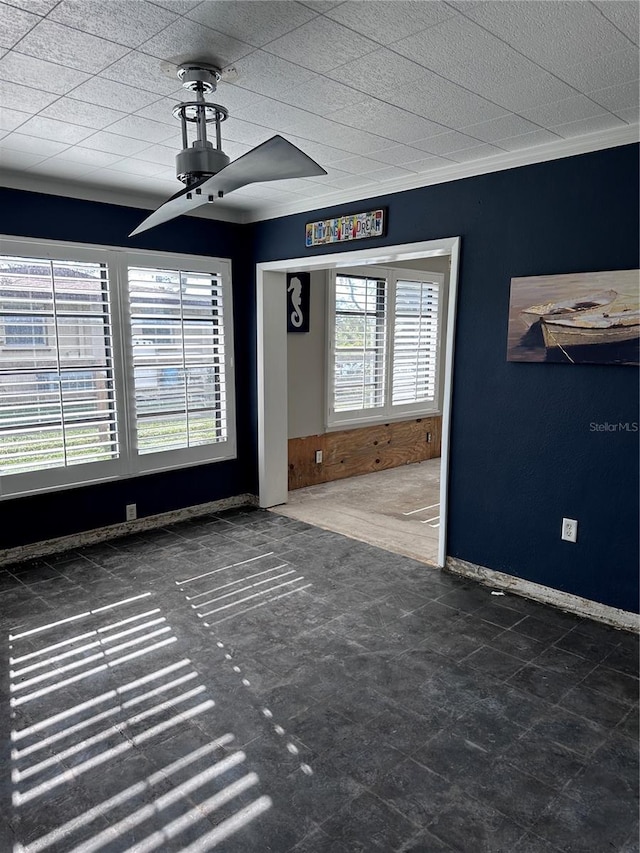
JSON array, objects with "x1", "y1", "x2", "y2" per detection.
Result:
[
  {"x1": 392, "y1": 279, "x2": 440, "y2": 406},
  {"x1": 128, "y1": 266, "x2": 228, "y2": 455},
  {"x1": 329, "y1": 267, "x2": 444, "y2": 428},
  {"x1": 0, "y1": 239, "x2": 236, "y2": 499},
  {"x1": 0, "y1": 256, "x2": 118, "y2": 476},
  {"x1": 333, "y1": 274, "x2": 386, "y2": 412}
]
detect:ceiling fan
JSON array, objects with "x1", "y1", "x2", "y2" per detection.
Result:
[{"x1": 130, "y1": 63, "x2": 327, "y2": 236}]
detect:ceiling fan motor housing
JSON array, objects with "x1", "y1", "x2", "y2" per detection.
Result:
[
  {"x1": 176, "y1": 144, "x2": 230, "y2": 185},
  {"x1": 174, "y1": 63, "x2": 230, "y2": 185}
]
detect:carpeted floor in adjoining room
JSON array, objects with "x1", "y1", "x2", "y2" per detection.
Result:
[{"x1": 0, "y1": 507, "x2": 637, "y2": 853}]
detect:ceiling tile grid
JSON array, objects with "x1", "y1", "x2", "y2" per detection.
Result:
[{"x1": 0, "y1": 0, "x2": 636, "y2": 222}]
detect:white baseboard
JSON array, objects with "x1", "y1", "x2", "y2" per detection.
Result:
[
  {"x1": 446, "y1": 556, "x2": 639, "y2": 634},
  {"x1": 0, "y1": 493, "x2": 258, "y2": 567}
]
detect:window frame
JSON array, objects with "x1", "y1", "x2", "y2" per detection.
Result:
[
  {"x1": 0, "y1": 236, "x2": 236, "y2": 500},
  {"x1": 326, "y1": 265, "x2": 446, "y2": 430}
]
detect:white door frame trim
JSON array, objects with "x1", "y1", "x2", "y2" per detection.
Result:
[{"x1": 256, "y1": 236, "x2": 461, "y2": 569}]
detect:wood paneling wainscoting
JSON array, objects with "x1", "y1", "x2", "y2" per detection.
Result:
[{"x1": 288, "y1": 417, "x2": 442, "y2": 491}]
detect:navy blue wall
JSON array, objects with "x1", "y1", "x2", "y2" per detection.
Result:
[
  {"x1": 253, "y1": 144, "x2": 639, "y2": 613},
  {"x1": 0, "y1": 189, "x2": 257, "y2": 548}
]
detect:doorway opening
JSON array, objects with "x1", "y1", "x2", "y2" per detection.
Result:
[{"x1": 256, "y1": 238, "x2": 460, "y2": 568}]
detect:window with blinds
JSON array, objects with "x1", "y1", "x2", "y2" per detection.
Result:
[
  {"x1": 0, "y1": 241, "x2": 235, "y2": 498},
  {"x1": 0, "y1": 256, "x2": 117, "y2": 477},
  {"x1": 128, "y1": 267, "x2": 228, "y2": 456},
  {"x1": 392, "y1": 279, "x2": 440, "y2": 406},
  {"x1": 333, "y1": 274, "x2": 386, "y2": 412},
  {"x1": 329, "y1": 268, "x2": 443, "y2": 428}
]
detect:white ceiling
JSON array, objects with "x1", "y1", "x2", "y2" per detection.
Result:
[{"x1": 0, "y1": 0, "x2": 638, "y2": 224}]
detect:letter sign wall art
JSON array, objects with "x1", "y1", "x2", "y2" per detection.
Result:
[
  {"x1": 305, "y1": 209, "x2": 386, "y2": 247},
  {"x1": 287, "y1": 272, "x2": 310, "y2": 333}
]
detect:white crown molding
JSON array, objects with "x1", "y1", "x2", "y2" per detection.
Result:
[
  {"x1": 244, "y1": 124, "x2": 640, "y2": 224},
  {"x1": 0, "y1": 170, "x2": 245, "y2": 224},
  {"x1": 1, "y1": 124, "x2": 637, "y2": 227}
]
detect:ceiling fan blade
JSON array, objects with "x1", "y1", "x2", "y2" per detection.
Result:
[
  {"x1": 198, "y1": 135, "x2": 327, "y2": 197},
  {"x1": 129, "y1": 176, "x2": 209, "y2": 237},
  {"x1": 130, "y1": 136, "x2": 326, "y2": 236}
]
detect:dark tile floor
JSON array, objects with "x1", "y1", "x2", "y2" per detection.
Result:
[{"x1": 0, "y1": 507, "x2": 638, "y2": 853}]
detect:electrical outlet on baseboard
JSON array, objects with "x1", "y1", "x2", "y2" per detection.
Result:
[
  {"x1": 315, "y1": 450, "x2": 323, "y2": 464},
  {"x1": 126, "y1": 504, "x2": 137, "y2": 521}
]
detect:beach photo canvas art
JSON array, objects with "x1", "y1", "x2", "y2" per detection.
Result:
[{"x1": 507, "y1": 269, "x2": 640, "y2": 365}]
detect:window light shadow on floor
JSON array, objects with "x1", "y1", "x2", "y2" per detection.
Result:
[{"x1": 8, "y1": 593, "x2": 271, "y2": 853}]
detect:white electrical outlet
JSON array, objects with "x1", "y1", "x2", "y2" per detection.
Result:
[
  {"x1": 561, "y1": 517, "x2": 578, "y2": 543},
  {"x1": 126, "y1": 503, "x2": 137, "y2": 521},
  {"x1": 315, "y1": 450, "x2": 323, "y2": 464}
]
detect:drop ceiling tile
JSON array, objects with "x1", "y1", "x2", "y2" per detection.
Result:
[
  {"x1": 446, "y1": 143, "x2": 503, "y2": 163},
  {"x1": 393, "y1": 15, "x2": 540, "y2": 90},
  {"x1": 368, "y1": 164, "x2": 415, "y2": 183},
  {"x1": 68, "y1": 78, "x2": 162, "y2": 112},
  {"x1": 0, "y1": 3, "x2": 40, "y2": 50},
  {"x1": 150, "y1": 0, "x2": 201, "y2": 13},
  {"x1": 520, "y1": 95, "x2": 608, "y2": 127},
  {"x1": 233, "y1": 97, "x2": 337, "y2": 139},
  {"x1": 0, "y1": 52, "x2": 91, "y2": 96},
  {"x1": 131, "y1": 143, "x2": 176, "y2": 167},
  {"x1": 135, "y1": 97, "x2": 181, "y2": 126},
  {"x1": 330, "y1": 98, "x2": 446, "y2": 145},
  {"x1": 311, "y1": 119, "x2": 394, "y2": 155},
  {"x1": 456, "y1": 1, "x2": 630, "y2": 75},
  {"x1": 368, "y1": 145, "x2": 436, "y2": 166},
  {"x1": 209, "y1": 82, "x2": 266, "y2": 114},
  {"x1": 324, "y1": 173, "x2": 377, "y2": 190},
  {"x1": 141, "y1": 17, "x2": 253, "y2": 67},
  {"x1": 496, "y1": 129, "x2": 560, "y2": 151},
  {"x1": 299, "y1": 1, "x2": 341, "y2": 11},
  {"x1": 0, "y1": 79, "x2": 57, "y2": 113},
  {"x1": 588, "y1": 80, "x2": 640, "y2": 112},
  {"x1": 265, "y1": 17, "x2": 379, "y2": 73},
  {"x1": 39, "y1": 98, "x2": 127, "y2": 130},
  {"x1": 223, "y1": 117, "x2": 276, "y2": 147},
  {"x1": 326, "y1": 0, "x2": 457, "y2": 45},
  {"x1": 616, "y1": 106, "x2": 640, "y2": 124},
  {"x1": 278, "y1": 77, "x2": 365, "y2": 113},
  {"x1": 7, "y1": 0, "x2": 59, "y2": 14},
  {"x1": 326, "y1": 48, "x2": 425, "y2": 101},
  {"x1": 550, "y1": 113, "x2": 626, "y2": 139},
  {"x1": 282, "y1": 135, "x2": 355, "y2": 165},
  {"x1": 17, "y1": 20, "x2": 130, "y2": 73},
  {"x1": 556, "y1": 48, "x2": 639, "y2": 94},
  {"x1": 56, "y1": 146, "x2": 124, "y2": 167},
  {"x1": 100, "y1": 52, "x2": 185, "y2": 97},
  {"x1": 406, "y1": 155, "x2": 456, "y2": 172},
  {"x1": 107, "y1": 115, "x2": 178, "y2": 144},
  {"x1": 16, "y1": 115, "x2": 94, "y2": 144},
  {"x1": 108, "y1": 157, "x2": 169, "y2": 177},
  {"x1": 78, "y1": 130, "x2": 151, "y2": 156},
  {"x1": 27, "y1": 158, "x2": 97, "y2": 178},
  {"x1": 230, "y1": 51, "x2": 316, "y2": 97},
  {"x1": 50, "y1": 1, "x2": 178, "y2": 48},
  {"x1": 0, "y1": 106, "x2": 29, "y2": 132},
  {"x1": 84, "y1": 168, "x2": 150, "y2": 190},
  {"x1": 0, "y1": 147, "x2": 48, "y2": 168},
  {"x1": 394, "y1": 75, "x2": 507, "y2": 127},
  {"x1": 411, "y1": 130, "x2": 483, "y2": 156},
  {"x1": 186, "y1": 1, "x2": 316, "y2": 47},
  {"x1": 594, "y1": 1, "x2": 639, "y2": 44},
  {"x1": 459, "y1": 114, "x2": 540, "y2": 143},
  {"x1": 0, "y1": 132, "x2": 69, "y2": 156},
  {"x1": 328, "y1": 154, "x2": 395, "y2": 175},
  {"x1": 488, "y1": 72, "x2": 580, "y2": 112}
]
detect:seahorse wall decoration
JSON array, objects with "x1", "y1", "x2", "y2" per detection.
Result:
[{"x1": 288, "y1": 276, "x2": 304, "y2": 328}]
